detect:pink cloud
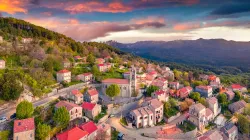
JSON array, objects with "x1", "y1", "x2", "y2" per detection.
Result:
[
  {"x1": 0, "y1": 0, "x2": 28, "y2": 14},
  {"x1": 68, "y1": 19, "x2": 79, "y2": 24},
  {"x1": 41, "y1": 12, "x2": 52, "y2": 16}
]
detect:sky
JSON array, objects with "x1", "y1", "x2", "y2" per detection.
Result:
[{"x1": 0, "y1": 0, "x2": 250, "y2": 43}]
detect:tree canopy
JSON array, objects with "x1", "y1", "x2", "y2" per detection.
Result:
[
  {"x1": 53, "y1": 107, "x2": 70, "y2": 127},
  {"x1": 106, "y1": 84, "x2": 120, "y2": 99},
  {"x1": 16, "y1": 100, "x2": 34, "y2": 119},
  {"x1": 189, "y1": 92, "x2": 201, "y2": 101},
  {"x1": 36, "y1": 123, "x2": 51, "y2": 140},
  {"x1": 146, "y1": 85, "x2": 159, "y2": 97}
]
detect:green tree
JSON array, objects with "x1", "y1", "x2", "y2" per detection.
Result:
[
  {"x1": 173, "y1": 69, "x2": 182, "y2": 80},
  {"x1": 16, "y1": 101, "x2": 34, "y2": 119},
  {"x1": 244, "y1": 104, "x2": 250, "y2": 115},
  {"x1": 92, "y1": 65, "x2": 100, "y2": 75},
  {"x1": 106, "y1": 84, "x2": 120, "y2": 100},
  {"x1": 189, "y1": 92, "x2": 201, "y2": 101},
  {"x1": 36, "y1": 123, "x2": 51, "y2": 140},
  {"x1": 183, "y1": 81, "x2": 190, "y2": 86},
  {"x1": 238, "y1": 114, "x2": 250, "y2": 134},
  {"x1": 217, "y1": 93, "x2": 227, "y2": 104},
  {"x1": 234, "y1": 91, "x2": 242, "y2": 101},
  {"x1": 169, "y1": 98, "x2": 178, "y2": 107},
  {"x1": 87, "y1": 54, "x2": 96, "y2": 65},
  {"x1": 53, "y1": 107, "x2": 70, "y2": 127},
  {"x1": 146, "y1": 85, "x2": 159, "y2": 97},
  {"x1": 199, "y1": 97, "x2": 208, "y2": 107}
]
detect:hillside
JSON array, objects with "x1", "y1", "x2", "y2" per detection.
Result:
[
  {"x1": 0, "y1": 17, "x2": 143, "y2": 101},
  {"x1": 106, "y1": 39, "x2": 250, "y2": 74}
]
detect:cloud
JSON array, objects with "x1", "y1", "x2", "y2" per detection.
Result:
[
  {"x1": 0, "y1": 0, "x2": 28, "y2": 14},
  {"x1": 41, "y1": 12, "x2": 52, "y2": 16},
  {"x1": 68, "y1": 19, "x2": 79, "y2": 24},
  {"x1": 211, "y1": 3, "x2": 250, "y2": 15},
  {"x1": 30, "y1": 0, "x2": 40, "y2": 5},
  {"x1": 64, "y1": 1, "x2": 132, "y2": 14}
]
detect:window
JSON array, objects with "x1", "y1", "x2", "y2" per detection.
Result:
[
  {"x1": 16, "y1": 136, "x2": 18, "y2": 140},
  {"x1": 30, "y1": 134, "x2": 32, "y2": 137},
  {"x1": 151, "y1": 116, "x2": 152, "y2": 120}
]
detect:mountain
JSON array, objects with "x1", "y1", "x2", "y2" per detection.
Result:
[{"x1": 106, "y1": 39, "x2": 250, "y2": 74}]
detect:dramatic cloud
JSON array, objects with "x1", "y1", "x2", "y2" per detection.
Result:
[
  {"x1": 68, "y1": 19, "x2": 79, "y2": 24},
  {"x1": 211, "y1": 3, "x2": 250, "y2": 15},
  {"x1": 0, "y1": 0, "x2": 28, "y2": 14}
]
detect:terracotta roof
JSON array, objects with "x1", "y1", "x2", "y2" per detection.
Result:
[
  {"x1": 196, "y1": 86, "x2": 212, "y2": 90},
  {"x1": 223, "y1": 123, "x2": 237, "y2": 135},
  {"x1": 147, "y1": 98, "x2": 163, "y2": 109},
  {"x1": 55, "y1": 101, "x2": 80, "y2": 111},
  {"x1": 82, "y1": 72, "x2": 92, "y2": 76},
  {"x1": 58, "y1": 69, "x2": 70, "y2": 73},
  {"x1": 56, "y1": 126, "x2": 88, "y2": 140},
  {"x1": 199, "y1": 130, "x2": 223, "y2": 140},
  {"x1": 229, "y1": 100, "x2": 247, "y2": 112},
  {"x1": 14, "y1": 118, "x2": 35, "y2": 133},
  {"x1": 225, "y1": 91, "x2": 235, "y2": 100},
  {"x1": 87, "y1": 88, "x2": 98, "y2": 96},
  {"x1": 208, "y1": 75, "x2": 217, "y2": 81},
  {"x1": 205, "y1": 108, "x2": 213, "y2": 117},
  {"x1": 102, "y1": 78, "x2": 129, "y2": 84},
  {"x1": 231, "y1": 84, "x2": 244, "y2": 89},
  {"x1": 148, "y1": 71, "x2": 157, "y2": 75},
  {"x1": 191, "y1": 103, "x2": 206, "y2": 112},
  {"x1": 80, "y1": 121, "x2": 98, "y2": 135},
  {"x1": 207, "y1": 97, "x2": 218, "y2": 105},
  {"x1": 154, "y1": 90, "x2": 165, "y2": 96},
  {"x1": 82, "y1": 102, "x2": 96, "y2": 110},
  {"x1": 71, "y1": 89, "x2": 82, "y2": 97}
]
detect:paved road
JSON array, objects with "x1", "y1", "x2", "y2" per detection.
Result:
[{"x1": 107, "y1": 117, "x2": 163, "y2": 140}]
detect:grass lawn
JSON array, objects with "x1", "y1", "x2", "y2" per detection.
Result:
[
  {"x1": 120, "y1": 117, "x2": 128, "y2": 126},
  {"x1": 0, "y1": 131, "x2": 10, "y2": 140},
  {"x1": 178, "y1": 121, "x2": 196, "y2": 133},
  {"x1": 102, "y1": 71, "x2": 123, "y2": 79},
  {"x1": 111, "y1": 129, "x2": 119, "y2": 140}
]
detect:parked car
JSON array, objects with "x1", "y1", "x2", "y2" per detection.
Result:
[
  {"x1": 10, "y1": 113, "x2": 16, "y2": 119},
  {"x1": 117, "y1": 132, "x2": 124, "y2": 140},
  {"x1": 0, "y1": 117, "x2": 7, "y2": 123}
]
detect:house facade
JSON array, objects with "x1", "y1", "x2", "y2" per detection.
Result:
[
  {"x1": 206, "y1": 97, "x2": 221, "y2": 117},
  {"x1": 228, "y1": 100, "x2": 247, "y2": 114},
  {"x1": 168, "y1": 82, "x2": 180, "y2": 89},
  {"x1": 76, "y1": 73, "x2": 93, "y2": 83},
  {"x1": 195, "y1": 86, "x2": 213, "y2": 98},
  {"x1": 130, "y1": 106, "x2": 154, "y2": 128},
  {"x1": 97, "y1": 63, "x2": 111, "y2": 72},
  {"x1": 142, "y1": 98, "x2": 164, "y2": 124},
  {"x1": 151, "y1": 90, "x2": 169, "y2": 102},
  {"x1": 188, "y1": 103, "x2": 207, "y2": 131},
  {"x1": 102, "y1": 78, "x2": 131, "y2": 97},
  {"x1": 56, "y1": 69, "x2": 71, "y2": 83},
  {"x1": 82, "y1": 102, "x2": 101, "y2": 119},
  {"x1": 67, "y1": 89, "x2": 83, "y2": 104},
  {"x1": 84, "y1": 88, "x2": 99, "y2": 103},
  {"x1": 55, "y1": 101, "x2": 82, "y2": 121},
  {"x1": 177, "y1": 86, "x2": 193, "y2": 99},
  {"x1": 231, "y1": 84, "x2": 248, "y2": 93},
  {"x1": 13, "y1": 118, "x2": 35, "y2": 140}
]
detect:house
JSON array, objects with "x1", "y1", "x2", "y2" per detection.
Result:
[
  {"x1": 228, "y1": 100, "x2": 247, "y2": 114},
  {"x1": 151, "y1": 77, "x2": 168, "y2": 91},
  {"x1": 195, "y1": 86, "x2": 213, "y2": 98},
  {"x1": 97, "y1": 122, "x2": 111, "y2": 139},
  {"x1": 67, "y1": 89, "x2": 83, "y2": 104},
  {"x1": 13, "y1": 118, "x2": 35, "y2": 140},
  {"x1": 55, "y1": 101, "x2": 82, "y2": 121},
  {"x1": 208, "y1": 75, "x2": 220, "y2": 84},
  {"x1": 74, "y1": 55, "x2": 82, "y2": 61},
  {"x1": 142, "y1": 98, "x2": 164, "y2": 124},
  {"x1": 177, "y1": 86, "x2": 193, "y2": 99},
  {"x1": 123, "y1": 71, "x2": 130, "y2": 79},
  {"x1": 130, "y1": 106, "x2": 154, "y2": 128},
  {"x1": 80, "y1": 121, "x2": 98, "y2": 140},
  {"x1": 214, "y1": 114, "x2": 227, "y2": 128},
  {"x1": 209, "y1": 81, "x2": 221, "y2": 90},
  {"x1": 162, "y1": 66, "x2": 170, "y2": 72},
  {"x1": 231, "y1": 84, "x2": 247, "y2": 93},
  {"x1": 62, "y1": 59, "x2": 71, "y2": 68},
  {"x1": 225, "y1": 90, "x2": 235, "y2": 101},
  {"x1": 104, "y1": 56, "x2": 112, "y2": 61},
  {"x1": 151, "y1": 90, "x2": 169, "y2": 102},
  {"x1": 205, "y1": 108, "x2": 214, "y2": 122},
  {"x1": 97, "y1": 63, "x2": 112, "y2": 72},
  {"x1": 163, "y1": 70, "x2": 174, "y2": 80},
  {"x1": 206, "y1": 97, "x2": 221, "y2": 117},
  {"x1": 168, "y1": 82, "x2": 180, "y2": 89},
  {"x1": 82, "y1": 102, "x2": 101, "y2": 119},
  {"x1": 56, "y1": 126, "x2": 88, "y2": 140},
  {"x1": 0, "y1": 59, "x2": 6, "y2": 69},
  {"x1": 96, "y1": 58, "x2": 105, "y2": 64},
  {"x1": 22, "y1": 38, "x2": 33, "y2": 43},
  {"x1": 84, "y1": 88, "x2": 99, "y2": 103},
  {"x1": 221, "y1": 123, "x2": 238, "y2": 140},
  {"x1": 188, "y1": 103, "x2": 207, "y2": 130},
  {"x1": 148, "y1": 70, "x2": 158, "y2": 79},
  {"x1": 136, "y1": 67, "x2": 143, "y2": 73},
  {"x1": 198, "y1": 130, "x2": 223, "y2": 140},
  {"x1": 76, "y1": 73, "x2": 93, "y2": 83},
  {"x1": 57, "y1": 69, "x2": 71, "y2": 83},
  {"x1": 199, "y1": 74, "x2": 209, "y2": 81},
  {"x1": 102, "y1": 78, "x2": 131, "y2": 97}
]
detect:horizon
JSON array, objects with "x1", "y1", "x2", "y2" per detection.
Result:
[{"x1": 1, "y1": 0, "x2": 250, "y2": 43}]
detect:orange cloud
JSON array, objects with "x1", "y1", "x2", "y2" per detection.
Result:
[
  {"x1": 173, "y1": 22, "x2": 202, "y2": 31},
  {"x1": 64, "y1": 1, "x2": 132, "y2": 14},
  {"x1": 0, "y1": 0, "x2": 28, "y2": 14},
  {"x1": 68, "y1": 19, "x2": 79, "y2": 24}
]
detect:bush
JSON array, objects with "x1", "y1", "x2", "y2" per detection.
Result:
[
  {"x1": 120, "y1": 117, "x2": 128, "y2": 126},
  {"x1": 0, "y1": 131, "x2": 10, "y2": 140}
]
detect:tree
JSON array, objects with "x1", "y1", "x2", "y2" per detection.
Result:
[
  {"x1": 53, "y1": 107, "x2": 70, "y2": 127},
  {"x1": 199, "y1": 97, "x2": 208, "y2": 107},
  {"x1": 183, "y1": 81, "x2": 190, "y2": 86},
  {"x1": 234, "y1": 91, "x2": 242, "y2": 101},
  {"x1": 173, "y1": 69, "x2": 182, "y2": 80},
  {"x1": 217, "y1": 93, "x2": 227, "y2": 104},
  {"x1": 180, "y1": 101, "x2": 189, "y2": 111},
  {"x1": 189, "y1": 92, "x2": 200, "y2": 101},
  {"x1": 36, "y1": 123, "x2": 51, "y2": 140},
  {"x1": 16, "y1": 101, "x2": 34, "y2": 119},
  {"x1": 238, "y1": 114, "x2": 250, "y2": 134},
  {"x1": 244, "y1": 104, "x2": 250, "y2": 115},
  {"x1": 169, "y1": 98, "x2": 178, "y2": 107},
  {"x1": 87, "y1": 54, "x2": 95, "y2": 65},
  {"x1": 106, "y1": 84, "x2": 120, "y2": 100},
  {"x1": 92, "y1": 65, "x2": 100, "y2": 76},
  {"x1": 146, "y1": 85, "x2": 159, "y2": 97}
]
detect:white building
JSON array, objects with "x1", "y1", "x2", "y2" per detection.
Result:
[
  {"x1": 195, "y1": 86, "x2": 213, "y2": 98},
  {"x1": 56, "y1": 69, "x2": 71, "y2": 83},
  {"x1": 0, "y1": 60, "x2": 6, "y2": 69}
]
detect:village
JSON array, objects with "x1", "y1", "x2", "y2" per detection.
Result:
[{"x1": 0, "y1": 52, "x2": 249, "y2": 140}]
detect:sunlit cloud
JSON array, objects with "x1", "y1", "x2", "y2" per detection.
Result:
[{"x1": 0, "y1": 0, "x2": 28, "y2": 14}]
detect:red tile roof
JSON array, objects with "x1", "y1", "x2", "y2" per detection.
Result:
[
  {"x1": 58, "y1": 69, "x2": 70, "y2": 73},
  {"x1": 102, "y1": 78, "x2": 129, "y2": 84},
  {"x1": 14, "y1": 118, "x2": 35, "y2": 133},
  {"x1": 82, "y1": 102, "x2": 96, "y2": 110},
  {"x1": 231, "y1": 84, "x2": 244, "y2": 89},
  {"x1": 71, "y1": 89, "x2": 82, "y2": 96},
  {"x1": 154, "y1": 90, "x2": 165, "y2": 95},
  {"x1": 56, "y1": 126, "x2": 88, "y2": 140},
  {"x1": 208, "y1": 75, "x2": 217, "y2": 81},
  {"x1": 207, "y1": 97, "x2": 217, "y2": 105},
  {"x1": 74, "y1": 56, "x2": 82, "y2": 59},
  {"x1": 82, "y1": 72, "x2": 92, "y2": 76},
  {"x1": 55, "y1": 101, "x2": 80, "y2": 111},
  {"x1": 148, "y1": 71, "x2": 157, "y2": 76},
  {"x1": 196, "y1": 86, "x2": 212, "y2": 90},
  {"x1": 87, "y1": 88, "x2": 98, "y2": 96},
  {"x1": 80, "y1": 121, "x2": 98, "y2": 135}
]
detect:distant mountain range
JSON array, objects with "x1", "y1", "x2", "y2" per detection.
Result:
[{"x1": 106, "y1": 39, "x2": 250, "y2": 73}]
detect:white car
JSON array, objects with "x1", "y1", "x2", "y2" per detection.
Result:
[{"x1": 0, "y1": 117, "x2": 7, "y2": 123}]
